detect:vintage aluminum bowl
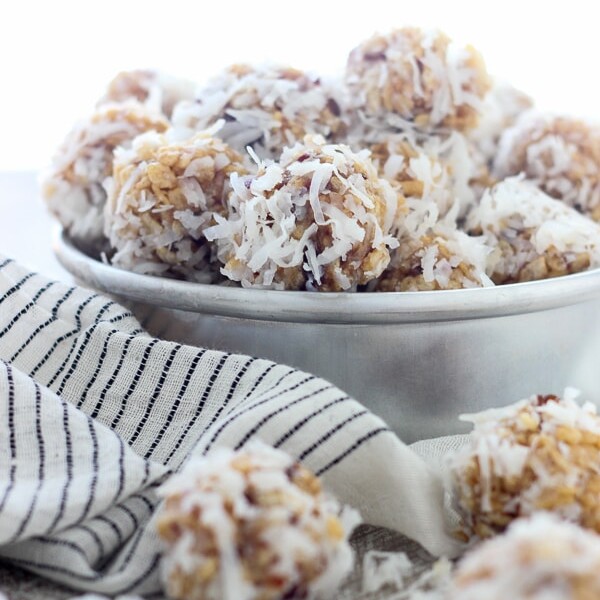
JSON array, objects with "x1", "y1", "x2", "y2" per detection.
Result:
[{"x1": 54, "y1": 231, "x2": 600, "y2": 443}]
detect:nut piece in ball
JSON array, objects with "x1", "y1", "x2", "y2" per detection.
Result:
[
  {"x1": 105, "y1": 129, "x2": 247, "y2": 280},
  {"x1": 156, "y1": 440, "x2": 361, "y2": 600}
]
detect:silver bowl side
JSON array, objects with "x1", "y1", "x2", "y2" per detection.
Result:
[{"x1": 54, "y1": 231, "x2": 600, "y2": 443}]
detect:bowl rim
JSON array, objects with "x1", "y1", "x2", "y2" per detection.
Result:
[{"x1": 54, "y1": 229, "x2": 600, "y2": 325}]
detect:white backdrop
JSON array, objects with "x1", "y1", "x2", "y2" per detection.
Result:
[{"x1": 1, "y1": 0, "x2": 598, "y2": 170}]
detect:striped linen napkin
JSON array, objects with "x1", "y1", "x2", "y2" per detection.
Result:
[{"x1": 0, "y1": 256, "x2": 459, "y2": 596}]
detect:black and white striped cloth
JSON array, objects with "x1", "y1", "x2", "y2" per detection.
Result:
[{"x1": 0, "y1": 256, "x2": 458, "y2": 596}]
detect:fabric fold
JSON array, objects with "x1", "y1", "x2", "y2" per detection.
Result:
[{"x1": 0, "y1": 256, "x2": 460, "y2": 595}]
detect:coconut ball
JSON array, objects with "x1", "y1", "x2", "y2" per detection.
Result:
[
  {"x1": 42, "y1": 101, "x2": 169, "y2": 245},
  {"x1": 104, "y1": 129, "x2": 248, "y2": 280},
  {"x1": 448, "y1": 389, "x2": 600, "y2": 540},
  {"x1": 156, "y1": 441, "x2": 361, "y2": 600},
  {"x1": 346, "y1": 27, "x2": 491, "y2": 132},
  {"x1": 369, "y1": 134, "x2": 454, "y2": 217},
  {"x1": 42, "y1": 102, "x2": 168, "y2": 245},
  {"x1": 467, "y1": 178, "x2": 600, "y2": 284},
  {"x1": 204, "y1": 134, "x2": 400, "y2": 291},
  {"x1": 374, "y1": 221, "x2": 492, "y2": 291},
  {"x1": 449, "y1": 514, "x2": 600, "y2": 600},
  {"x1": 493, "y1": 112, "x2": 600, "y2": 220},
  {"x1": 368, "y1": 131, "x2": 492, "y2": 219},
  {"x1": 469, "y1": 81, "x2": 533, "y2": 165},
  {"x1": 171, "y1": 64, "x2": 348, "y2": 159},
  {"x1": 99, "y1": 69, "x2": 196, "y2": 118}
]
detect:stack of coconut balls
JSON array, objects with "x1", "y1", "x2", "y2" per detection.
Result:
[
  {"x1": 444, "y1": 390, "x2": 600, "y2": 600},
  {"x1": 43, "y1": 27, "x2": 600, "y2": 291}
]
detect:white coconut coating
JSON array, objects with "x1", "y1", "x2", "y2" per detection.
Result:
[
  {"x1": 42, "y1": 102, "x2": 168, "y2": 245},
  {"x1": 469, "y1": 81, "x2": 533, "y2": 165},
  {"x1": 172, "y1": 64, "x2": 349, "y2": 159},
  {"x1": 367, "y1": 130, "x2": 492, "y2": 220},
  {"x1": 104, "y1": 128, "x2": 247, "y2": 280},
  {"x1": 346, "y1": 27, "x2": 490, "y2": 132},
  {"x1": 449, "y1": 514, "x2": 600, "y2": 600},
  {"x1": 205, "y1": 134, "x2": 400, "y2": 291},
  {"x1": 374, "y1": 219, "x2": 492, "y2": 291},
  {"x1": 494, "y1": 112, "x2": 600, "y2": 220},
  {"x1": 448, "y1": 389, "x2": 600, "y2": 540},
  {"x1": 156, "y1": 441, "x2": 361, "y2": 600},
  {"x1": 99, "y1": 69, "x2": 196, "y2": 118},
  {"x1": 467, "y1": 178, "x2": 600, "y2": 284}
]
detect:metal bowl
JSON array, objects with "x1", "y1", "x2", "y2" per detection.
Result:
[{"x1": 54, "y1": 230, "x2": 600, "y2": 443}]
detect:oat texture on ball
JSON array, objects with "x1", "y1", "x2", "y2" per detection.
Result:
[
  {"x1": 448, "y1": 388, "x2": 600, "y2": 540},
  {"x1": 494, "y1": 112, "x2": 600, "y2": 220},
  {"x1": 156, "y1": 441, "x2": 361, "y2": 600},
  {"x1": 346, "y1": 27, "x2": 490, "y2": 132},
  {"x1": 42, "y1": 102, "x2": 169, "y2": 245},
  {"x1": 104, "y1": 128, "x2": 248, "y2": 280},
  {"x1": 467, "y1": 177, "x2": 600, "y2": 284},
  {"x1": 374, "y1": 219, "x2": 492, "y2": 291},
  {"x1": 205, "y1": 134, "x2": 400, "y2": 291},
  {"x1": 449, "y1": 514, "x2": 600, "y2": 600},
  {"x1": 366, "y1": 130, "x2": 491, "y2": 219},
  {"x1": 172, "y1": 64, "x2": 348, "y2": 159}
]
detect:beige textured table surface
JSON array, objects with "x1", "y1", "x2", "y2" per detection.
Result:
[{"x1": 0, "y1": 172, "x2": 428, "y2": 599}]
